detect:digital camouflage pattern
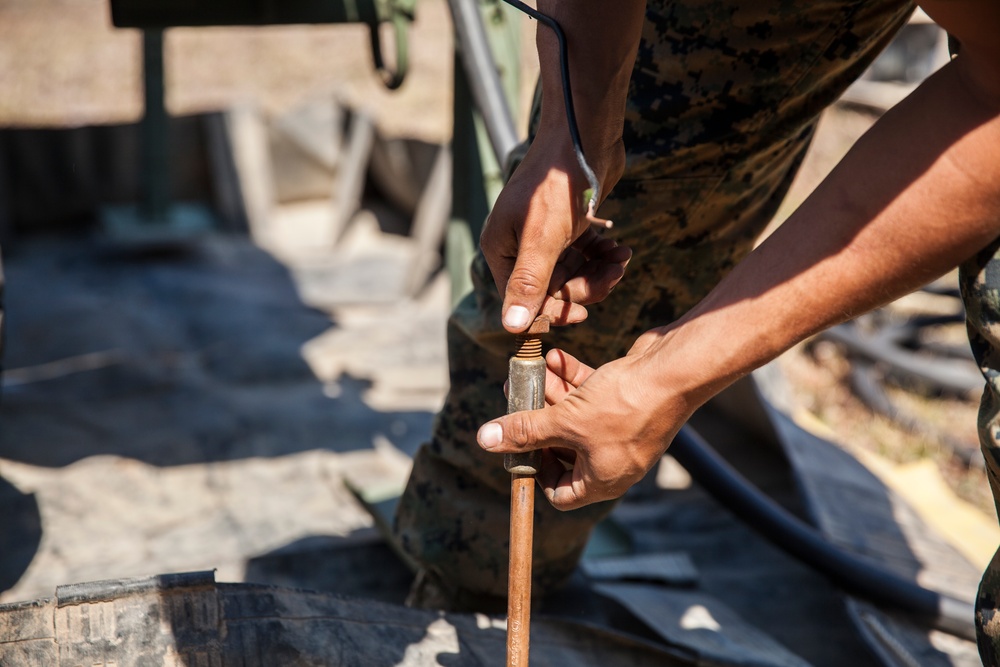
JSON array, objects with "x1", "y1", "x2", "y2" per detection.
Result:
[
  {"x1": 961, "y1": 238, "x2": 1000, "y2": 665},
  {"x1": 394, "y1": 0, "x2": 915, "y2": 608},
  {"x1": 393, "y1": 0, "x2": 997, "y2": 658}
]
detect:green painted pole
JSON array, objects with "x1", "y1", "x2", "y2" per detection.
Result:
[
  {"x1": 446, "y1": 0, "x2": 523, "y2": 306},
  {"x1": 140, "y1": 29, "x2": 170, "y2": 224}
]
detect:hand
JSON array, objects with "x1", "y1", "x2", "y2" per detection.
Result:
[
  {"x1": 481, "y1": 135, "x2": 631, "y2": 333},
  {"x1": 478, "y1": 330, "x2": 696, "y2": 510}
]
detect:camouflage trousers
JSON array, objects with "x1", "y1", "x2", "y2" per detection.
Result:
[
  {"x1": 961, "y1": 241, "x2": 1000, "y2": 664},
  {"x1": 392, "y1": 0, "x2": 998, "y2": 656}
]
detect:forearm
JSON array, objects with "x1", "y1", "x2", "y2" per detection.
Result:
[
  {"x1": 657, "y1": 53, "x2": 1000, "y2": 405},
  {"x1": 475, "y1": 2, "x2": 1000, "y2": 510},
  {"x1": 533, "y1": 0, "x2": 645, "y2": 180}
]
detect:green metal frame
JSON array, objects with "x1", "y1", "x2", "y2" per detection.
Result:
[{"x1": 447, "y1": 0, "x2": 523, "y2": 305}]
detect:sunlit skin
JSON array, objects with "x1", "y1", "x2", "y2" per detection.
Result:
[
  {"x1": 477, "y1": 0, "x2": 1000, "y2": 511},
  {"x1": 481, "y1": 0, "x2": 644, "y2": 331}
]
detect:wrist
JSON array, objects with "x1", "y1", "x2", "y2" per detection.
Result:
[
  {"x1": 531, "y1": 114, "x2": 626, "y2": 203},
  {"x1": 636, "y1": 315, "x2": 759, "y2": 419},
  {"x1": 532, "y1": 2, "x2": 638, "y2": 199},
  {"x1": 535, "y1": 71, "x2": 626, "y2": 169}
]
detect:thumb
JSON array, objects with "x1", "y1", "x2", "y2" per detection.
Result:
[
  {"x1": 477, "y1": 407, "x2": 563, "y2": 455},
  {"x1": 502, "y1": 252, "x2": 559, "y2": 333}
]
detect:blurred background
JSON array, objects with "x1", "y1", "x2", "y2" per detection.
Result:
[{"x1": 0, "y1": 2, "x2": 994, "y2": 664}]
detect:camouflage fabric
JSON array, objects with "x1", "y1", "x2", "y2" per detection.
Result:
[
  {"x1": 961, "y1": 238, "x2": 1000, "y2": 665},
  {"x1": 395, "y1": 0, "x2": 915, "y2": 610}
]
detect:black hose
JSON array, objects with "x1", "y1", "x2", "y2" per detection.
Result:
[{"x1": 670, "y1": 425, "x2": 977, "y2": 641}]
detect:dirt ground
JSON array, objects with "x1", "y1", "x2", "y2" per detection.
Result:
[{"x1": 0, "y1": 0, "x2": 991, "y2": 517}]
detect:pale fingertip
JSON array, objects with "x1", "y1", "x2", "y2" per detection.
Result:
[
  {"x1": 503, "y1": 305, "x2": 530, "y2": 330},
  {"x1": 477, "y1": 422, "x2": 503, "y2": 450}
]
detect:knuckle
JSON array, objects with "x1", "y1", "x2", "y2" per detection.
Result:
[
  {"x1": 505, "y1": 414, "x2": 536, "y2": 449},
  {"x1": 479, "y1": 219, "x2": 494, "y2": 244},
  {"x1": 480, "y1": 238, "x2": 498, "y2": 261},
  {"x1": 546, "y1": 487, "x2": 580, "y2": 512},
  {"x1": 551, "y1": 499, "x2": 575, "y2": 512},
  {"x1": 507, "y1": 269, "x2": 547, "y2": 299}
]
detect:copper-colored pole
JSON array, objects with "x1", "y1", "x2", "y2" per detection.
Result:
[
  {"x1": 504, "y1": 316, "x2": 548, "y2": 667},
  {"x1": 507, "y1": 474, "x2": 535, "y2": 666}
]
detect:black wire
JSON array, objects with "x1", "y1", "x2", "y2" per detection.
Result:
[{"x1": 499, "y1": 0, "x2": 601, "y2": 210}]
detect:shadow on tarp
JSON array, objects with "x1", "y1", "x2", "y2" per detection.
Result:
[
  {"x1": 0, "y1": 231, "x2": 978, "y2": 665},
  {"x1": 0, "y1": 475, "x2": 41, "y2": 593},
  {"x1": 243, "y1": 530, "x2": 415, "y2": 606},
  {"x1": 0, "y1": 235, "x2": 433, "y2": 468},
  {"x1": 692, "y1": 373, "x2": 980, "y2": 665}
]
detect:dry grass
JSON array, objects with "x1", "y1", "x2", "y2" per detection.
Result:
[{"x1": 778, "y1": 340, "x2": 992, "y2": 515}]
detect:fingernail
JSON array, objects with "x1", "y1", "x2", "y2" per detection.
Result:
[
  {"x1": 478, "y1": 422, "x2": 503, "y2": 450},
  {"x1": 504, "y1": 306, "x2": 530, "y2": 330}
]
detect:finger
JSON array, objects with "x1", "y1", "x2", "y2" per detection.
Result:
[
  {"x1": 477, "y1": 406, "x2": 573, "y2": 456},
  {"x1": 556, "y1": 236, "x2": 630, "y2": 287},
  {"x1": 536, "y1": 449, "x2": 563, "y2": 489},
  {"x1": 547, "y1": 248, "x2": 588, "y2": 296},
  {"x1": 536, "y1": 449, "x2": 575, "y2": 505},
  {"x1": 550, "y1": 229, "x2": 618, "y2": 287},
  {"x1": 570, "y1": 227, "x2": 610, "y2": 256},
  {"x1": 548, "y1": 242, "x2": 632, "y2": 305},
  {"x1": 600, "y1": 244, "x2": 633, "y2": 266},
  {"x1": 543, "y1": 349, "x2": 594, "y2": 404},
  {"x1": 552, "y1": 262, "x2": 627, "y2": 305},
  {"x1": 545, "y1": 349, "x2": 594, "y2": 388},
  {"x1": 538, "y1": 296, "x2": 589, "y2": 326},
  {"x1": 569, "y1": 230, "x2": 632, "y2": 267},
  {"x1": 538, "y1": 461, "x2": 590, "y2": 511},
  {"x1": 483, "y1": 250, "x2": 515, "y2": 312},
  {"x1": 544, "y1": 367, "x2": 575, "y2": 405},
  {"x1": 503, "y1": 247, "x2": 562, "y2": 333}
]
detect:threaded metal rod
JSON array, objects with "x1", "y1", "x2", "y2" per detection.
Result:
[{"x1": 514, "y1": 335, "x2": 542, "y2": 359}]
